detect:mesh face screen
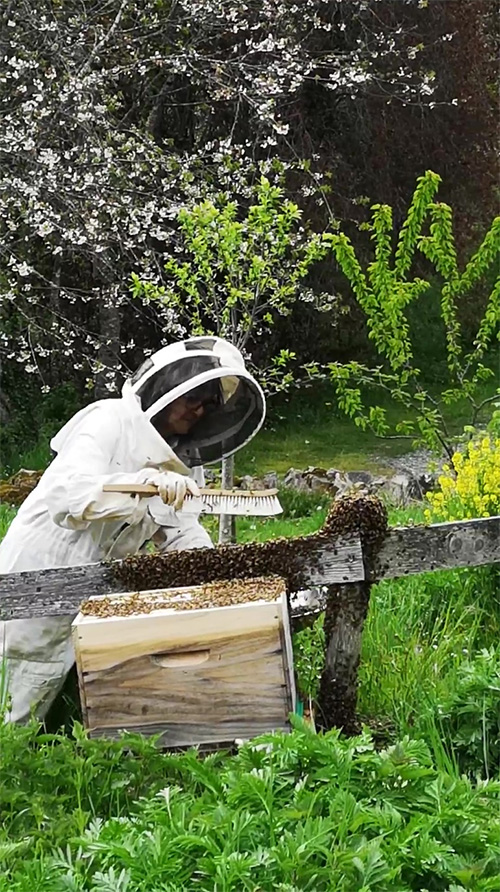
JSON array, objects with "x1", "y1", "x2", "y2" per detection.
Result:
[
  {"x1": 136, "y1": 356, "x2": 222, "y2": 412},
  {"x1": 129, "y1": 346, "x2": 265, "y2": 466},
  {"x1": 158, "y1": 377, "x2": 263, "y2": 466}
]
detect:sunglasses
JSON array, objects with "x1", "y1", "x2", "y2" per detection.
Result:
[{"x1": 184, "y1": 384, "x2": 221, "y2": 413}]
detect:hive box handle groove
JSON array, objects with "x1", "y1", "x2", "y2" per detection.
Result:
[{"x1": 150, "y1": 649, "x2": 211, "y2": 668}]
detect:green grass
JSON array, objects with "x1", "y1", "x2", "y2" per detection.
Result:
[
  {"x1": 235, "y1": 380, "x2": 499, "y2": 478},
  {"x1": 0, "y1": 505, "x2": 16, "y2": 540},
  {"x1": 235, "y1": 396, "x2": 411, "y2": 477},
  {"x1": 358, "y1": 566, "x2": 500, "y2": 728}
]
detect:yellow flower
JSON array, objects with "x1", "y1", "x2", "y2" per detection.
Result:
[{"x1": 426, "y1": 433, "x2": 500, "y2": 522}]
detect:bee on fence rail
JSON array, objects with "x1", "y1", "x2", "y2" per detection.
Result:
[{"x1": 112, "y1": 495, "x2": 388, "y2": 598}]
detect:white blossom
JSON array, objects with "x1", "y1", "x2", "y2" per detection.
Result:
[{"x1": 0, "y1": 0, "x2": 469, "y2": 393}]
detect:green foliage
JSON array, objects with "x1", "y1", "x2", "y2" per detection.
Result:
[
  {"x1": 0, "y1": 383, "x2": 81, "y2": 477},
  {"x1": 1, "y1": 718, "x2": 500, "y2": 890},
  {"x1": 131, "y1": 176, "x2": 331, "y2": 393},
  {"x1": 486, "y1": 403, "x2": 500, "y2": 437},
  {"x1": 323, "y1": 171, "x2": 500, "y2": 457},
  {"x1": 429, "y1": 647, "x2": 500, "y2": 780},
  {"x1": 0, "y1": 720, "x2": 182, "y2": 854},
  {"x1": 293, "y1": 615, "x2": 325, "y2": 703}
]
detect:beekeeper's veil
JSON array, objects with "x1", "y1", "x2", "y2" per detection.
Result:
[{"x1": 126, "y1": 337, "x2": 266, "y2": 466}]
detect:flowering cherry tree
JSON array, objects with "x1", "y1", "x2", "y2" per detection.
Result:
[{"x1": 0, "y1": 0, "x2": 481, "y2": 411}]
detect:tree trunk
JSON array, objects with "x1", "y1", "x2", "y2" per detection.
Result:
[
  {"x1": 48, "y1": 259, "x2": 62, "y2": 386},
  {"x1": 317, "y1": 581, "x2": 372, "y2": 735},
  {"x1": 0, "y1": 388, "x2": 11, "y2": 426},
  {"x1": 92, "y1": 247, "x2": 121, "y2": 399},
  {"x1": 218, "y1": 454, "x2": 236, "y2": 544},
  {"x1": 94, "y1": 291, "x2": 121, "y2": 399}
]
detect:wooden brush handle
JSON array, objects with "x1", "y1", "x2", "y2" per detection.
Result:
[{"x1": 102, "y1": 484, "x2": 278, "y2": 498}]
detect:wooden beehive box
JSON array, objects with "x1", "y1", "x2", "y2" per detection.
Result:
[{"x1": 72, "y1": 576, "x2": 296, "y2": 748}]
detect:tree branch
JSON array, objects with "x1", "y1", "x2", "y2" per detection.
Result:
[
  {"x1": 78, "y1": 0, "x2": 128, "y2": 78},
  {"x1": 471, "y1": 393, "x2": 500, "y2": 426}
]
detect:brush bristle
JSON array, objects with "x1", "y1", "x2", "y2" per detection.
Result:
[{"x1": 198, "y1": 493, "x2": 282, "y2": 516}]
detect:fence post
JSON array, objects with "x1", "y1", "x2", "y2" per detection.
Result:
[
  {"x1": 218, "y1": 454, "x2": 236, "y2": 544},
  {"x1": 317, "y1": 581, "x2": 372, "y2": 735}
]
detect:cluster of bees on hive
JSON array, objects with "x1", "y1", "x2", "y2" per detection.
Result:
[
  {"x1": 108, "y1": 495, "x2": 388, "y2": 618},
  {"x1": 81, "y1": 577, "x2": 285, "y2": 618}
]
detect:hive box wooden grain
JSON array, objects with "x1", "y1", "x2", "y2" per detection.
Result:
[{"x1": 72, "y1": 577, "x2": 296, "y2": 748}]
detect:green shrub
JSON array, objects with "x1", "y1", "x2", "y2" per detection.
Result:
[
  {"x1": 431, "y1": 647, "x2": 500, "y2": 779},
  {"x1": 0, "y1": 383, "x2": 81, "y2": 476},
  {"x1": 277, "y1": 486, "x2": 331, "y2": 519}
]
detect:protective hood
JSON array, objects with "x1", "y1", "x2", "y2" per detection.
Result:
[{"x1": 124, "y1": 336, "x2": 266, "y2": 467}]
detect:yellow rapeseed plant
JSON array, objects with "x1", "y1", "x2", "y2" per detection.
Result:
[{"x1": 425, "y1": 435, "x2": 500, "y2": 522}]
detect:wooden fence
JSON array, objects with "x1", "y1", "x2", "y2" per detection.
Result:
[{"x1": 0, "y1": 514, "x2": 499, "y2": 733}]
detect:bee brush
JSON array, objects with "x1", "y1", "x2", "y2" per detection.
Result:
[{"x1": 102, "y1": 484, "x2": 283, "y2": 517}]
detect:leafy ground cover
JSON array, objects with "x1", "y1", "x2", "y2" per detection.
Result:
[{"x1": 0, "y1": 718, "x2": 499, "y2": 891}]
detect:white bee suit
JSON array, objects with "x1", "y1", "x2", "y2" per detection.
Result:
[{"x1": 0, "y1": 337, "x2": 266, "y2": 723}]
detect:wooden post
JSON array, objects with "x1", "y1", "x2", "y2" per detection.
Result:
[
  {"x1": 218, "y1": 454, "x2": 236, "y2": 544},
  {"x1": 317, "y1": 581, "x2": 372, "y2": 735}
]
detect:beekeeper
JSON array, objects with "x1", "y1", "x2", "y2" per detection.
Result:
[{"x1": 0, "y1": 336, "x2": 266, "y2": 723}]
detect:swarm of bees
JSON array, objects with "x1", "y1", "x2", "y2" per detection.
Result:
[
  {"x1": 81, "y1": 576, "x2": 285, "y2": 618},
  {"x1": 319, "y1": 495, "x2": 388, "y2": 641},
  {"x1": 321, "y1": 494, "x2": 388, "y2": 552},
  {"x1": 318, "y1": 495, "x2": 388, "y2": 733},
  {"x1": 113, "y1": 535, "x2": 317, "y2": 598},
  {"x1": 110, "y1": 495, "x2": 388, "y2": 613}
]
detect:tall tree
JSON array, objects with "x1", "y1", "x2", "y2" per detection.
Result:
[
  {"x1": 1, "y1": 0, "x2": 495, "y2": 414},
  {"x1": 132, "y1": 176, "x2": 332, "y2": 539}
]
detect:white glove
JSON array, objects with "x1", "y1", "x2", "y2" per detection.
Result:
[{"x1": 138, "y1": 469, "x2": 200, "y2": 511}]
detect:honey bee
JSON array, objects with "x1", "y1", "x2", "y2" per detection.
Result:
[
  {"x1": 107, "y1": 495, "x2": 387, "y2": 615},
  {"x1": 81, "y1": 576, "x2": 286, "y2": 617}
]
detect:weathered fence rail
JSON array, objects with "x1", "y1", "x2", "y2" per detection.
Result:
[
  {"x1": 0, "y1": 514, "x2": 498, "y2": 734},
  {"x1": 0, "y1": 516, "x2": 498, "y2": 621}
]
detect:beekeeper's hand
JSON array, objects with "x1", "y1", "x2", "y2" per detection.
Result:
[{"x1": 138, "y1": 469, "x2": 200, "y2": 511}]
